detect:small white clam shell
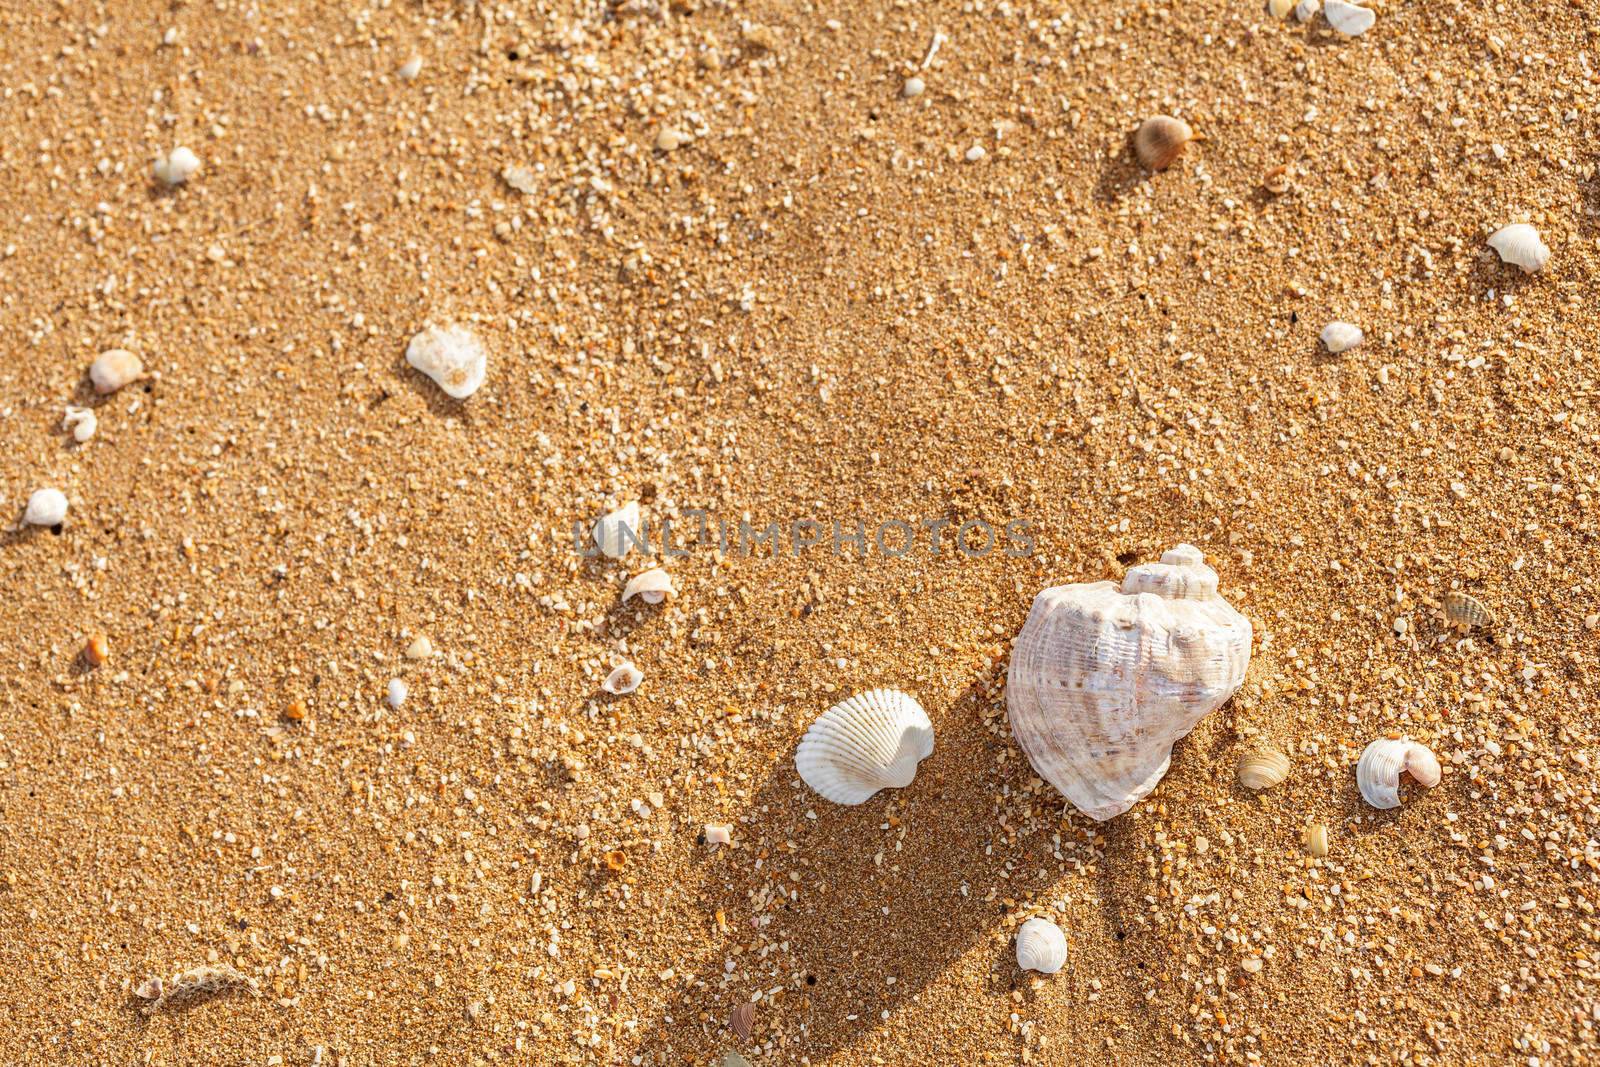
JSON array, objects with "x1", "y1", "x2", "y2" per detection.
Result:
[
  {"x1": 1265, "y1": 0, "x2": 1295, "y2": 18},
  {"x1": 1237, "y1": 745, "x2": 1292, "y2": 790},
  {"x1": 1015, "y1": 917, "x2": 1068, "y2": 974},
  {"x1": 603, "y1": 662, "x2": 643, "y2": 695},
  {"x1": 795, "y1": 689, "x2": 933, "y2": 805},
  {"x1": 594, "y1": 501, "x2": 642, "y2": 559},
  {"x1": 622, "y1": 567, "x2": 674, "y2": 605},
  {"x1": 1320, "y1": 321, "x2": 1363, "y2": 354},
  {"x1": 1356, "y1": 738, "x2": 1440, "y2": 809},
  {"x1": 63, "y1": 406, "x2": 97, "y2": 443},
  {"x1": 1323, "y1": 0, "x2": 1375, "y2": 35},
  {"x1": 406, "y1": 324, "x2": 487, "y2": 399},
  {"x1": 1487, "y1": 223, "x2": 1550, "y2": 274},
  {"x1": 24, "y1": 488, "x2": 68, "y2": 526}
]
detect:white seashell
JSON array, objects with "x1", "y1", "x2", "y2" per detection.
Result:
[
  {"x1": 603, "y1": 662, "x2": 643, "y2": 695},
  {"x1": 24, "y1": 488, "x2": 68, "y2": 526},
  {"x1": 1293, "y1": 0, "x2": 1320, "y2": 21},
  {"x1": 704, "y1": 823, "x2": 732, "y2": 845},
  {"x1": 1265, "y1": 0, "x2": 1296, "y2": 17},
  {"x1": 406, "y1": 324, "x2": 487, "y2": 399},
  {"x1": 1487, "y1": 223, "x2": 1550, "y2": 274},
  {"x1": 386, "y1": 679, "x2": 409, "y2": 708},
  {"x1": 1007, "y1": 544, "x2": 1252, "y2": 821},
  {"x1": 1356, "y1": 738, "x2": 1441, "y2": 809},
  {"x1": 1323, "y1": 0, "x2": 1375, "y2": 35},
  {"x1": 622, "y1": 567, "x2": 674, "y2": 605},
  {"x1": 134, "y1": 976, "x2": 165, "y2": 1000},
  {"x1": 902, "y1": 76, "x2": 925, "y2": 98},
  {"x1": 1015, "y1": 917, "x2": 1068, "y2": 974},
  {"x1": 1320, "y1": 321, "x2": 1363, "y2": 354},
  {"x1": 1237, "y1": 744, "x2": 1292, "y2": 790},
  {"x1": 404, "y1": 635, "x2": 434, "y2": 659},
  {"x1": 398, "y1": 55, "x2": 423, "y2": 80},
  {"x1": 62, "y1": 406, "x2": 97, "y2": 443},
  {"x1": 795, "y1": 689, "x2": 933, "y2": 805},
  {"x1": 152, "y1": 146, "x2": 202, "y2": 186},
  {"x1": 594, "y1": 501, "x2": 642, "y2": 559},
  {"x1": 90, "y1": 348, "x2": 144, "y2": 394}
]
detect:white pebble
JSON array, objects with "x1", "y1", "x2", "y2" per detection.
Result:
[
  {"x1": 62, "y1": 407, "x2": 97, "y2": 443},
  {"x1": 1323, "y1": 0, "x2": 1374, "y2": 35},
  {"x1": 704, "y1": 824, "x2": 733, "y2": 846},
  {"x1": 152, "y1": 146, "x2": 202, "y2": 186},
  {"x1": 398, "y1": 55, "x2": 423, "y2": 80},
  {"x1": 24, "y1": 488, "x2": 68, "y2": 526},
  {"x1": 1320, "y1": 321, "x2": 1364, "y2": 354},
  {"x1": 386, "y1": 679, "x2": 409, "y2": 708},
  {"x1": 655, "y1": 127, "x2": 689, "y2": 152},
  {"x1": 405, "y1": 324, "x2": 487, "y2": 399},
  {"x1": 89, "y1": 348, "x2": 144, "y2": 394},
  {"x1": 902, "y1": 76, "x2": 925, "y2": 98},
  {"x1": 965, "y1": 144, "x2": 986, "y2": 162}
]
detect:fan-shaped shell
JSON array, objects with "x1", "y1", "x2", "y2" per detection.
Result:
[
  {"x1": 1487, "y1": 224, "x2": 1550, "y2": 274},
  {"x1": 1134, "y1": 115, "x2": 1192, "y2": 171},
  {"x1": 1007, "y1": 544, "x2": 1252, "y2": 820},
  {"x1": 795, "y1": 689, "x2": 933, "y2": 805},
  {"x1": 1237, "y1": 744, "x2": 1292, "y2": 790},
  {"x1": 622, "y1": 567, "x2": 674, "y2": 605},
  {"x1": 1442, "y1": 590, "x2": 1492, "y2": 629},
  {"x1": 593, "y1": 501, "x2": 642, "y2": 559},
  {"x1": 1356, "y1": 737, "x2": 1440, "y2": 809},
  {"x1": 1015, "y1": 917, "x2": 1068, "y2": 974}
]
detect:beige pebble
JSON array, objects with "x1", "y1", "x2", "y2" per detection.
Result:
[{"x1": 90, "y1": 349, "x2": 144, "y2": 394}]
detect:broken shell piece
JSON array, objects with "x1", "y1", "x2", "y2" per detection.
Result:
[
  {"x1": 902, "y1": 76, "x2": 925, "y2": 98},
  {"x1": 1320, "y1": 321, "x2": 1363, "y2": 354},
  {"x1": 398, "y1": 55, "x2": 423, "y2": 80},
  {"x1": 1008, "y1": 544, "x2": 1252, "y2": 820},
  {"x1": 1356, "y1": 738, "x2": 1441, "y2": 809},
  {"x1": 603, "y1": 662, "x2": 644, "y2": 695},
  {"x1": 1294, "y1": 0, "x2": 1320, "y2": 21},
  {"x1": 1487, "y1": 223, "x2": 1550, "y2": 274},
  {"x1": 1443, "y1": 590, "x2": 1492, "y2": 630},
  {"x1": 406, "y1": 324, "x2": 488, "y2": 399},
  {"x1": 1303, "y1": 822, "x2": 1330, "y2": 857},
  {"x1": 622, "y1": 567, "x2": 674, "y2": 605},
  {"x1": 1134, "y1": 115, "x2": 1192, "y2": 171},
  {"x1": 90, "y1": 348, "x2": 144, "y2": 394},
  {"x1": 134, "y1": 976, "x2": 165, "y2": 1000},
  {"x1": 729, "y1": 1001, "x2": 756, "y2": 1042},
  {"x1": 62, "y1": 406, "x2": 97, "y2": 443},
  {"x1": 404, "y1": 635, "x2": 434, "y2": 659},
  {"x1": 152, "y1": 146, "x2": 202, "y2": 185},
  {"x1": 1265, "y1": 0, "x2": 1296, "y2": 17},
  {"x1": 1323, "y1": 0, "x2": 1375, "y2": 35},
  {"x1": 704, "y1": 823, "x2": 732, "y2": 845},
  {"x1": 386, "y1": 678, "x2": 408, "y2": 708},
  {"x1": 502, "y1": 165, "x2": 537, "y2": 194},
  {"x1": 795, "y1": 689, "x2": 934, "y2": 805},
  {"x1": 24, "y1": 488, "x2": 68, "y2": 526},
  {"x1": 594, "y1": 501, "x2": 643, "y2": 559},
  {"x1": 1015, "y1": 917, "x2": 1068, "y2": 974},
  {"x1": 1237, "y1": 744, "x2": 1292, "y2": 790}
]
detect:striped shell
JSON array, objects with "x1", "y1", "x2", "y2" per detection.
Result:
[
  {"x1": 1134, "y1": 115, "x2": 1192, "y2": 171},
  {"x1": 1015, "y1": 917, "x2": 1068, "y2": 974},
  {"x1": 1237, "y1": 744, "x2": 1292, "y2": 790},
  {"x1": 1356, "y1": 738, "x2": 1440, "y2": 809},
  {"x1": 795, "y1": 689, "x2": 933, "y2": 805},
  {"x1": 1487, "y1": 223, "x2": 1550, "y2": 274},
  {"x1": 1442, "y1": 591, "x2": 1492, "y2": 630},
  {"x1": 602, "y1": 662, "x2": 643, "y2": 695},
  {"x1": 1007, "y1": 544, "x2": 1252, "y2": 820}
]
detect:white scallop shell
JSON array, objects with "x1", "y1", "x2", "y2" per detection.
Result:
[
  {"x1": 1323, "y1": 0, "x2": 1375, "y2": 36},
  {"x1": 406, "y1": 324, "x2": 487, "y2": 399},
  {"x1": 602, "y1": 662, "x2": 643, "y2": 695},
  {"x1": 1015, "y1": 917, "x2": 1068, "y2": 974},
  {"x1": 1293, "y1": 0, "x2": 1320, "y2": 21},
  {"x1": 1356, "y1": 738, "x2": 1440, "y2": 809},
  {"x1": 1487, "y1": 223, "x2": 1550, "y2": 274},
  {"x1": 795, "y1": 689, "x2": 933, "y2": 805},
  {"x1": 1320, "y1": 321, "x2": 1363, "y2": 354},
  {"x1": 593, "y1": 501, "x2": 642, "y2": 559},
  {"x1": 24, "y1": 488, "x2": 68, "y2": 526},
  {"x1": 622, "y1": 567, "x2": 674, "y2": 605},
  {"x1": 1007, "y1": 544, "x2": 1252, "y2": 821}
]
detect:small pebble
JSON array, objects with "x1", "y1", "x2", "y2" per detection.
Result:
[
  {"x1": 965, "y1": 144, "x2": 986, "y2": 162},
  {"x1": 284, "y1": 700, "x2": 307, "y2": 722},
  {"x1": 405, "y1": 324, "x2": 487, "y2": 399},
  {"x1": 24, "y1": 488, "x2": 68, "y2": 526},
  {"x1": 83, "y1": 633, "x2": 110, "y2": 668},
  {"x1": 90, "y1": 349, "x2": 144, "y2": 394},
  {"x1": 704, "y1": 824, "x2": 733, "y2": 845},
  {"x1": 386, "y1": 678, "x2": 409, "y2": 708},
  {"x1": 902, "y1": 76, "x2": 925, "y2": 98},
  {"x1": 398, "y1": 55, "x2": 422, "y2": 80},
  {"x1": 1320, "y1": 321, "x2": 1364, "y2": 354},
  {"x1": 152, "y1": 146, "x2": 202, "y2": 186},
  {"x1": 655, "y1": 127, "x2": 689, "y2": 152}
]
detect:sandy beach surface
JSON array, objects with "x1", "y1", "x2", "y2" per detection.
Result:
[{"x1": 2, "y1": 1, "x2": 1598, "y2": 1064}]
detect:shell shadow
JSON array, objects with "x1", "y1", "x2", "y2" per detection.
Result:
[
  {"x1": 1092, "y1": 138, "x2": 1146, "y2": 205},
  {"x1": 626, "y1": 678, "x2": 1005, "y2": 1064}
]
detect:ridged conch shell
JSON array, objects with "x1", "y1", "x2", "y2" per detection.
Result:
[
  {"x1": 1007, "y1": 544, "x2": 1252, "y2": 821},
  {"x1": 1323, "y1": 0, "x2": 1375, "y2": 35},
  {"x1": 622, "y1": 567, "x2": 674, "y2": 605},
  {"x1": 1356, "y1": 738, "x2": 1440, "y2": 809},
  {"x1": 794, "y1": 689, "x2": 933, "y2": 805},
  {"x1": 1134, "y1": 115, "x2": 1192, "y2": 171},
  {"x1": 1487, "y1": 223, "x2": 1550, "y2": 274},
  {"x1": 406, "y1": 324, "x2": 487, "y2": 399},
  {"x1": 1442, "y1": 590, "x2": 1492, "y2": 630},
  {"x1": 1237, "y1": 744, "x2": 1291, "y2": 790},
  {"x1": 602, "y1": 662, "x2": 643, "y2": 695},
  {"x1": 1320, "y1": 321, "x2": 1363, "y2": 354},
  {"x1": 593, "y1": 501, "x2": 642, "y2": 559},
  {"x1": 1015, "y1": 917, "x2": 1068, "y2": 974}
]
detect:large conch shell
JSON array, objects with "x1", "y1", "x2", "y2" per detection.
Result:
[{"x1": 1007, "y1": 544, "x2": 1252, "y2": 820}]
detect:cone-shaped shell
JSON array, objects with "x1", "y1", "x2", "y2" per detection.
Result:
[
  {"x1": 795, "y1": 689, "x2": 933, "y2": 805},
  {"x1": 1007, "y1": 544, "x2": 1252, "y2": 820},
  {"x1": 1015, "y1": 917, "x2": 1068, "y2": 974},
  {"x1": 1356, "y1": 738, "x2": 1440, "y2": 809}
]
